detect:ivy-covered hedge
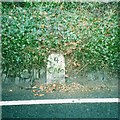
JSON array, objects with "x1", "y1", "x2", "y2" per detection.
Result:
[{"x1": 1, "y1": 2, "x2": 119, "y2": 77}]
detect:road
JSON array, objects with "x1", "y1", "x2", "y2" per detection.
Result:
[
  {"x1": 1, "y1": 81, "x2": 119, "y2": 119},
  {"x1": 2, "y1": 103, "x2": 118, "y2": 118}
]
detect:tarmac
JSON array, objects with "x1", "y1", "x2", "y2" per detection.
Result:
[{"x1": 1, "y1": 79, "x2": 118, "y2": 119}]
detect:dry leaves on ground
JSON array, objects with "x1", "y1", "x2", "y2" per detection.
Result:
[
  {"x1": 31, "y1": 82, "x2": 92, "y2": 97},
  {"x1": 31, "y1": 80, "x2": 113, "y2": 97}
]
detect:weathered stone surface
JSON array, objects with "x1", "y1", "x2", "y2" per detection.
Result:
[
  {"x1": 15, "y1": 77, "x2": 20, "y2": 85},
  {"x1": 33, "y1": 69, "x2": 39, "y2": 79},
  {"x1": 97, "y1": 71, "x2": 105, "y2": 81},
  {"x1": 39, "y1": 67, "x2": 46, "y2": 84},
  {"x1": 5, "y1": 76, "x2": 13, "y2": 84},
  {"x1": 1, "y1": 73, "x2": 6, "y2": 82},
  {"x1": 85, "y1": 70, "x2": 106, "y2": 81},
  {"x1": 47, "y1": 53, "x2": 65, "y2": 84},
  {"x1": 21, "y1": 69, "x2": 29, "y2": 79}
]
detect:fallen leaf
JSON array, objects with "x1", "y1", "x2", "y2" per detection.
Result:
[
  {"x1": 65, "y1": 74, "x2": 69, "y2": 78},
  {"x1": 34, "y1": 93, "x2": 39, "y2": 96},
  {"x1": 52, "y1": 83, "x2": 56, "y2": 87},
  {"x1": 32, "y1": 90, "x2": 37, "y2": 93},
  {"x1": 32, "y1": 86, "x2": 37, "y2": 89},
  {"x1": 39, "y1": 85, "x2": 44, "y2": 91},
  {"x1": 39, "y1": 94, "x2": 44, "y2": 96}
]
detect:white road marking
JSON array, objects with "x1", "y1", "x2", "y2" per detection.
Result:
[{"x1": 0, "y1": 98, "x2": 119, "y2": 106}]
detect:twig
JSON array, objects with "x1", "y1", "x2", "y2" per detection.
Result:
[{"x1": 76, "y1": 62, "x2": 89, "y2": 75}]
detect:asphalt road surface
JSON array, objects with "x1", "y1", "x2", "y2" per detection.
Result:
[
  {"x1": 1, "y1": 81, "x2": 119, "y2": 119},
  {"x1": 2, "y1": 103, "x2": 119, "y2": 118}
]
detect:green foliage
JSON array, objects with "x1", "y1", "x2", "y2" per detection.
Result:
[{"x1": 1, "y1": 2, "x2": 119, "y2": 76}]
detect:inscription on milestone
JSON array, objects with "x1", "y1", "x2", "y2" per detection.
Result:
[{"x1": 47, "y1": 53, "x2": 65, "y2": 84}]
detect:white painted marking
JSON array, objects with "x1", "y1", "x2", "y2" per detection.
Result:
[{"x1": 0, "y1": 98, "x2": 119, "y2": 106}]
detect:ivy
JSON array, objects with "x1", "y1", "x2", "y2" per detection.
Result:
[{"x1": 1, "y1": 2, "x2": 119, "y2": 76}]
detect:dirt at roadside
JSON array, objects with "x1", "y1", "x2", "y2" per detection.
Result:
[
  {"x1": 2, "y1": 70, "x2": 118, "y2": 100},
  {"x1": 2, "y1": 79, "x2": 118, "y2": 101}
]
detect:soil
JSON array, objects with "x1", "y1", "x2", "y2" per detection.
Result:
[{"x1": 2, "y1": 72, "x2": 118, "y2": 101}]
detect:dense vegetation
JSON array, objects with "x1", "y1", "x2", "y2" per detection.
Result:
[{"x1": 1, "y1": 2, "x2": 119, "y2": 77}]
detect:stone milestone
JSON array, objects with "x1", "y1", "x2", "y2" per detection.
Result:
[{"x1": 47, "y1": 53, "x2": 65, "y2": 84}]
